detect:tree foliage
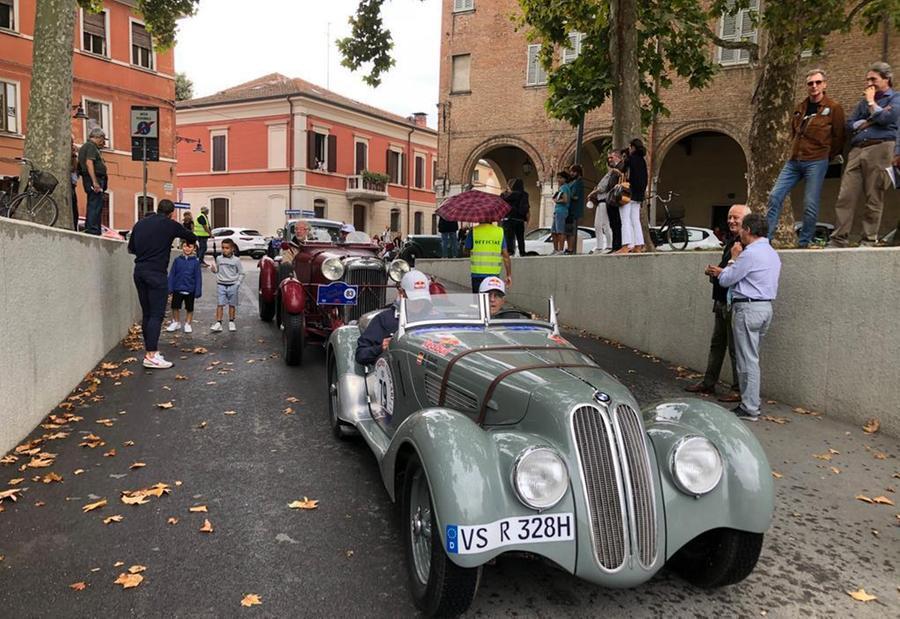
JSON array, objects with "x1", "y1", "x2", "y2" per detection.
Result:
[
  {"x1": 175, "y1": 72, "x2": 194, "y2": 101},
  {"x1": 78, "y1": 0, "x2": 199, "y2": 48}
]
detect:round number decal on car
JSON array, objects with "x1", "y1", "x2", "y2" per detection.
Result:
[{"x1": 373, "y1": 357, "x2": 395, "y2": 421}]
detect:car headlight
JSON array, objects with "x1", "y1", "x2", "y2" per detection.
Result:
[
  {"x1": 512, "y1": 447, "x2": 568, "y2": 511},
  {"x1": 387, "y1": 259, "x2": 410, "y2": 282},
  {"x1": 322, "y1": 257, "x2": 345, "y2": 281},
  {"x1": 670, "y1": 436, "x2": 723, "y2": 497}
]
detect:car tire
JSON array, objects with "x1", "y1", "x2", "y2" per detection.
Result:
[
  {"x1": 252, "y1": 251, "x2": 265, "y2": 260},
  {"x1": 277, "y1": 261, "x2": 294, "y2": 284},
  {"x1": 669, "y1": 528, "x2": 763, "y2": 588},
  {"x1": 259, "y1": 290, "x2": 276, "y2": 323},
  {"x1": 401, "y1": 454, "x2": 481, "y2": 617},
  {"x1": 326, "y1": 359, "x2": 353, "y2": 440},
  {"x1": 283, "y1": 313, "x2": 305, "y2": 366},
  {"x1": 275, "y1": 290, "x2": 283, "y2": 328},
  {"x1": 525, "y1": 251, "x2": 539, "y2": 257}
]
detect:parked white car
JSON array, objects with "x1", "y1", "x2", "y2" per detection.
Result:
[
  {"x1": 651, "y1": 226, "x2": 723, "y2": 251},
  {"x1": 208, "y1": 227, "x2": 269, "y2": 259},
  {"x1": 523, "y1": 226, "x2": 597, "y2": 255}
]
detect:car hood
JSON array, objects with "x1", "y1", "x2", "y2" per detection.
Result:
[{"x1": 404, "y1": 327, "x2": 629, "y2": 426}]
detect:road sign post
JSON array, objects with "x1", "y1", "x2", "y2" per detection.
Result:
[{"x1": 131, "y1": 106, "x2": 159, "y2": 216}]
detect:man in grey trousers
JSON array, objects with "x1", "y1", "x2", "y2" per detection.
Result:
[{"x1": 710, "y1": 213, "x2": 782, "y2": 421}]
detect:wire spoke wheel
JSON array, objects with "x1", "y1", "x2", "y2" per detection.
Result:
[
  {"x1": 9, "y1": 192, "x2": 58, "y2": 227},
  {"x1": 408, "y1": 468, "x2": 433, "y2": 585}
]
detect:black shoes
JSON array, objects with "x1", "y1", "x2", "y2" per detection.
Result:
[{"x1": 732, "y1": 405, "x2": 759, "y2": 422}]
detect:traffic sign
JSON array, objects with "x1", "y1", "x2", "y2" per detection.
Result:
[{"x1": 130, "y1": 106, "x2": 159, "y2": 138}]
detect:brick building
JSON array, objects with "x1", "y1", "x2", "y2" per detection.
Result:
[
  {"x1": 175, "y1": 74, "x2": 438, "y2": 238},
  {"x1": 0, "y1": 0, "x2": 177, "y2": 229},
  {"x1": 436, "y1": 0, "x2": 899, "y2": 235}
]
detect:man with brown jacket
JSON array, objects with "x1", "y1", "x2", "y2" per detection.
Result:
[{"x1": 766, "y1": 69, "x2": 845, "y2": 247}]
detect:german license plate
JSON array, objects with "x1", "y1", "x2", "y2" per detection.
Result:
[{"x1": 446, "y1": 513, "x2": 574, "y2": 555}]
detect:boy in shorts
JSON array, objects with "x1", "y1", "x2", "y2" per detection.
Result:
[
  {"x1": 210, "y1": 239, "x2": 244, "y2": 332},
  {"x1": 166, "y1": 240, "x2": 202, "y2": 333}
]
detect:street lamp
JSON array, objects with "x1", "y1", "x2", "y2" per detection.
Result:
[
  {"x1": 176, "y1": 135, "x2": 205, "y2": 153},
  {"x1": 72, "y1": 104, "x2": 88, "y2": 119}
]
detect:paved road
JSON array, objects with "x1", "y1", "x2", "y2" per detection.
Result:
[{"x1": 0, "y1": 263, "x2": 896, "y2": 617}]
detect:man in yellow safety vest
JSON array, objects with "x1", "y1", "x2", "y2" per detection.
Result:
[
  {"x1": 465, "y1": 221, "x2": 512, "y2": 293},
  {"x1": 193, "y1": 206, "x2": 212, "y2": 266}
]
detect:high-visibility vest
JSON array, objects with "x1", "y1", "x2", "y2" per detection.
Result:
[
  {"x1": 193, "y1": 213, "x2": 210, "y2": 237},
  {"x1": 470, "y1": 224, "x2": 503, "y2": 275}
]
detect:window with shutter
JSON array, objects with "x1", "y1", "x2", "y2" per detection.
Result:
[
  {"x1": 131, "y1": 22, "x2": 153, "y2": 70},
  {"x1": 414, "y1": 212, "x2": 423, "y2": 235},
  {"x1": 212, "y1": 135, "x2": 227, "y2": 171},
  {"x1": 390, "y1": 209, "x2": 400, "y2": 232},
  {"x1": 327, "y1": 135, "x2": 337, "y2": 172},
  {"x1": 0, "y1": 81, "x2": 17, "y2": 134},
  {"x1": 414, "y1": 155, "x2": 424, "y2": 189},
  {"x1": 453, "y1": 0, "x2": 474, "y2": 12},
  {"x1": 85, "y1": 99, "x2": 112, "y2": 146},
  {"x1": 0, "y1": 0, "x2": 15, "y2": 31},
  {"x1": 355, "y1": 141, "x2": 368, "y2": 174},
  {"x1": 562, "y1": 32, "x2": 584, "y2": 64},
  {"x1": 451, "y1": 54, "x2": 471, "y2": 93},
  {"x1": 387, "y1": 150, "x2": 402, "y2": 184},
  {"x1": 83, "y1": 10, "x2": 107, "y2": 56},
  {"x1": 526, "y1": 45, "x2": 547, "y2": 86},
  {"x1": 716, "y1": 0, "x2": 758, "y2": 66}
]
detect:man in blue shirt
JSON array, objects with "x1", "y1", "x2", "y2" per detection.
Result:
[
  {"x1": 829, "y1": 62, "x2": 900, "y2": 247},
  {"x1": 711, "y1": 213, "x2": 782, "y2": 422}
]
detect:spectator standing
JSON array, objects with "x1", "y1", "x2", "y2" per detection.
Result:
[
  {"x1": 551, "y1": 171, "x2": 571, "y2": 255},
  {"x1": 766, "y1": 69, "x2": 846, "y2": 247},
  {"x1": 127, "y1": 199, "x2": 196, "y2": 369},
  {"x1": 588, "y1": 150, "x2": 625, "y2": 253},
  {"x1": 193, "y1": 206, "x2": 212, "y2": 264},
  {"x1": 710, "y1": 214, "x2": 782, "y2": 421},
  {"x1": 829, "y1": 62, "x2": 900, "y2": 247},
  {"x1": 438, "y1": 215, "x2": 459, "y2": 258},
  {"x1": 77, "y1": 127, "x2": 108, "y2": 235},
  {"x1": 210, "y1": 239, "x2": 245, "y2": 332},
  {"x1": 685, "y1": 204, "x2": 750, "y2": 401},
  {"x1": 182, "y1": 211, "x2": 194, "y2": 233},
  {"x1": 70, "y1": 137, "x2": 79, "y2": 231},
  {"x1": 166, "y1": 240, "x2": 202, "y2": 334},
  {"x1": 500, "y1": 178, "x2": 530, "y2": 256},
  {"x1": 467, "y1": 220, "x2": 511, "y2": 293},
  {"x1": 565, "y1": 165, "x2": 585, "y2": 254},
  {"x1": 621, "y1": 140, "x2": 648, "y2": 253}
]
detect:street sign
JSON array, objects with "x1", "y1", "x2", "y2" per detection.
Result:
[
  {"x1": 131, "y1": 137, "x2": 159, "y2": 162},
  {"x1": 174, "y1": 202, "x2": 191, "y2": 210},
  {"x1": 130, "y1": 106, "x2": 159, "y2": 138},
  {"x1": 317, "y1": 283, "x2": 358, "y2": 306},
  {"x1": 284, "y1": 209, "x2": 303, "y2": 216}
]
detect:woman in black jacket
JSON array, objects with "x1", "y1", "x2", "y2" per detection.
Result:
[{"x1": 501, "y1": 178, "x2": 529, "y2": 256}]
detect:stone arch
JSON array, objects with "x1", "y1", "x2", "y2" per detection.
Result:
[
  {"x1": 653, "y1": 120, "x2": 748, "y2": 176},
  {"x1": 460, "y1": 135, "x2": 545, "y2": 184},
  {"x1": 556, "y1": 127, "x2": 613, "y2": 173}
]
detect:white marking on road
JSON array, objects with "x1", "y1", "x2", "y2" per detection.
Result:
[{"x1": 275, "y1": 533, "x2": 300, "y2": 544}]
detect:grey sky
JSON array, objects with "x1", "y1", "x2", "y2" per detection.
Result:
[{"x1": 175, "y1": 0, "x2": 441, "y2": 127}]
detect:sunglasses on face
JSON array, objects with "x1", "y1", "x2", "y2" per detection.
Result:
[{"x1": 807, "y1": 80, "x2": 823, "y2": 86}]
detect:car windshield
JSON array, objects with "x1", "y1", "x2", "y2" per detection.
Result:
[
  {"x1": 309, "y1": 224, "x2": 341, "y2": 242},
  {"x1": 403, "y1": 294, "x2": 485, "y2": 327},
  {"x1": 345, "y1": 231, "x2": 373, "y2": 244},
  {"x1": 242, "y1": 229, "x2": 262, "y2": 236}
]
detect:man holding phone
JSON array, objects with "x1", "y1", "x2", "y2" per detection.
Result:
[{"x1": 685, "y1": 204, "x2": 749, "y2": 402}]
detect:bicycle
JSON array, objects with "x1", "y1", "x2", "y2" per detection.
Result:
[
  {"x1": 0, "y1": 157, "x2": 59, "y2": 227},
  {"x1": 649, "y1": 191, "x2": 688, "y2": 251}
]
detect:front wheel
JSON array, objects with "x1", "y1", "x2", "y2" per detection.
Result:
[
  {"x1": 327, "y1": 360, "x2": 353, "y2": 440},
  {"x1": 669, "y1": 528, "x2": 763, "y2": 588},
  {"x1": 402, "y1": 455, "x2": 480, "y2": 617},
  {"x1": 259, "y1": 290, "x2": 275, "y2": 322},
  {"x1": 282, "y1": 313, "x2": 305, "y2": 366},
  {"x1": 666, "y1": 221, "x2": 689, "y2": 251},
  {"x1": 9, "y1": 192, "x2": 58, "y2": 227}
]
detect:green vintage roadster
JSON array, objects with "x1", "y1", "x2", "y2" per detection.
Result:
[{"x1": 326, "y1": 293, "x2": 773, "y2": 616}]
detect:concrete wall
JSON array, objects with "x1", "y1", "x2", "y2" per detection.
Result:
[
  {"x1": 420, "y1": 249, "x2": 900, "y2": 436},
  {"x1": 0, "y1": 219, "x2": 140, "y2": 453}
]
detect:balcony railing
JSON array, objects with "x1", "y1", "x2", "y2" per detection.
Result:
[{"x1": 346, "y1": 175, "x2": 388, "y2": 201}]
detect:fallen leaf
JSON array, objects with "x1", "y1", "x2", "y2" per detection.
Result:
[
  {"x1": 189, "y1": 505, "x2": 207, "y2": 513},
  {"x1": 771, "y1": 471, "x2": 783, "y2": 479},
  {"x1": 28, "y1": 456, "x2": 55, "y2": 468},
  {"x1": 123, "y1": 441, "x2": 134, "y2": 446},
  {"x1": 128, "y1": 565, "x2": 146, "y2": 574},
  {"x1": 121, "y1": 493, "x2": 150, "y2": 505},
  {"x1": 113, "y1": 561, "x2": 124, "y2": 567},
  {"x1": 114, "y1": 572, "x2": 144, "y2": 589},
  {"x1": 175, "y1": 374, "x2": 188, "y2": 381},
  {"x1": 286, "y1": 397, "x2": 299, "y2": 403},
  {"x1": 103, "y1": 515, "x2": 124, "y2": 524},
  {"x1": 813, "y1": 452, "x2": 833, "y2": 461},
  {"x1": 206, "y1": 381, "x2": 217, "y2": 385},
  {"x1": 34, "y1": 501, "x2": 45, "y2": 507},
  {"x1": 862, "y1": 418, "x2": 880, "y2": 434},
  {"x1": 199, "y1": 519, "x2": 214, "y2": 533},
  {"x1": 872, "y1": 496, "x2": 895, "y2": 506},
  {"x1": 167, "y1": 517, "x2": 178, "y2": 525},
  {"x1": 82, "y1": 499, "x2": 107, "y2": 512},
  {"x1": 73, "y1": 469, "x2": 85, "y2": 475},
  {"x1": 69, "y1": 582, "x2": 87, "y2": 591},
  {"x1": 873, "y1": 452, "x2": 887, "y2": 460},
  {"x1": 129, "y1": 462, "x2": 146, "y2": 470},
  {"x1": 282, "y1": 407, "x2": 295, "y2": 415},
  {"x1": 223, "y1": 410, "x2": 237, "y2": 416},
  {"x1": 122, "y1": 357, "x2": 137, "y2": 363},
  {"x1": 192, "y1": 347, "x2": 208, "y2": 354},
  {"x1": 162, "y1": 386, "x2": 172, "y2": 391},
  {"x1": 1, "y1": 455, "x2": 18, "y2": 465},
  {"x1": 856, "y1": 495, "x2": 875, "y2": 504},
  {"x1": 41, "y1": 472, "x2": 63, "y2": 484},
  {"x1": 345, "y1": 550, "x2": 354, "y2": 558},
  {"x1": 288, "y1": 497, "x2": 319, "y2": 510},
  {"x1": 196, "y1": 421, "x2": 208, "y2": 429},
  {"x1": 8, "y1": 478, "x2": 24, "y2": 486},
  {"x1": 103, "y1": 449, "x2": 117, "y2": 458},
  {"x1": 241, "y1": 594, "x2": 262, "y2": 607},
  {"x1": 847, "y1": 588, "x2": 877, "y2": 602},
  {"x1": 831, "y1": 467, "x2": 841, "y2": 475},
  {"x1": 44, "y1": 432, "x2": 69, "y2": 440},
  {"x1": 156, "y1": 402, "x2": 174, "y2": 410},
  {"x1": 96, "y1": 419, "x2": 115, "y2": 427},
  {"x1": 762, "y1": 416, "x2": 789, "y2": 425},
  {"x1": 828, "y1": 448, "x2": 840, "y2": 455}
]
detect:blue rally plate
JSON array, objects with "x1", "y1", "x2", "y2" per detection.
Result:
[{"x1": 317, "y1": 282, "x2": 359, "y2": 306}]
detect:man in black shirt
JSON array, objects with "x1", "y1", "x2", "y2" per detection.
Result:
[
  {"x1": 77, "y1": 127, "x2": 108, "y2": 235},
  {"x1": 128, "y1": 199, "x2": 196, "y2": 369},
  {"x1": 684, "y1": 204, "x2": 750, "y2": 401}
]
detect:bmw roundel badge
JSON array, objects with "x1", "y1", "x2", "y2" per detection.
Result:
[{"x1": 594, "y1": 391, "x2": 611, "y2": 404}]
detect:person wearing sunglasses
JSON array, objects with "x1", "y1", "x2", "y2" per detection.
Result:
[
  {"x1": 829, "y1": 61, "x2": 900, "y2": 247},
  {"x1": 765, "y1": 69, "x2": 845, "y2": 248}
]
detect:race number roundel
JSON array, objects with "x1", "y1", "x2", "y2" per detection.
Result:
[{"x1": 373, "y1": 357, "x2": 395, "y2": 421}]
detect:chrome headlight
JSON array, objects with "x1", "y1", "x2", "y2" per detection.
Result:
[
  {"x1": 670, "y1": 436, "x2": 723, "y2": 497},
  {"x1": 512, "y1": 447, "x2": 568, "y2": 511},
  {"x1": 387, "y1": 259, "x2": 410, "y2": 282},
  {"x1": 322, "y1": 257, "x2": 345, "y2": 281}
]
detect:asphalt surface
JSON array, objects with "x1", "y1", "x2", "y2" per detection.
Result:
[{"x1": 0, "y1": 261, "x2": 896, "y2": 618}]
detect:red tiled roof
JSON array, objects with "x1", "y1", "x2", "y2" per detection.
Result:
[{"x1": 176, "y1": 73, "x2": 433, "y2": 132}]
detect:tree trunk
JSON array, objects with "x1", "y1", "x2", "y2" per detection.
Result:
[
  {"x1": 746, "y1": 29, "x2": 803, "y2": 247},
  {"x1": 21, "y1": 0, "x2": 77, "y2": 230}
]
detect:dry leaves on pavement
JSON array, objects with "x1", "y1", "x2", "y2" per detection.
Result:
[
  {"x1": 189, "y1": 505, "x2": 207, "y2": 513},
  {"x1": 128, "y1": 565, "x2": 146, "y2": 574},
  {"x1": 96, "y1": 419, "x2": 115, "y2": 427},
  {"x1": 846, "y1": 588, "x2": 877, "y2": 602},
  {"x1": 69, "y1": 582, "x2": 87, "y2": 591},
  {"x1": 762, "y1": 415, "x2": 788, "y2": 425},
  {"x1": 288, "y1": 497, "x2": 319, "y2": 510},
  {"x1": 41, "y1": 472, "x2": 63, "y2": 484},
  {"x1": 103, "y1": 515, "x2": 124, "y2": 524},
  {"x1": 862, "y1": 418, "x2": 880, "y2": 434},
  {"x1": 792, "y1": 407, "x2": 822, "y2": 417},
  {"x1": 129, "y1": 462, "x2": 146, "y2": 470},
  {"x1": 192, "y1": 347, "x2": 208, "y2": 354},
  {"x1": 771, "y1": 471, "x2": 783, "y2": 479},
  {"x1": 103, "y1": 449, "x2": 117, "y2": 458},
  {"x1": 79, "y1": 434, "x2": 105, "y2": 449},
  {"x1": 73, "y1": 469, "x2": 85, "y2": 475},
  {"x1": 241, "y1": 594, "x2": 262, "y2": 607},
  {"x1": 286, "y1": 396, "x2": 299, "y2": 403},
  {"x1": 282, "y1": 407, "x2": 295, "y2": 416},
  {"x1": 199, "y1": 519, "x2": 214, "y2": 533},
  {"x1": 82, "y1": 499, "x2": 107, "y2": 512},
  {"x1": 223, "y1": 410, "x2": 237, "y2": 416},
  {"x1": 167, "y1": 517, "x2": 178, "y2": 525},
  {"x1": 121, "y1": 483, "x2": 171, "y2": 505},
  {"x1": 0, "y1": 488, "x2": 24, "y2": 503},
  {"x1": 175, "y1": 375, "x2": 189, "y2": 381},
  {"x1": 114, "y1": 572, "x2": 144, "y2": 589},
  {"x1": 156, "y1": 402, "x2": 174, "y2": 410},
  {"x1": 8, "y1": 478, "x2": 24, "y2": 486},
  {"x1": 856, "y1": 495, "x2": 894, "y2": 505}
]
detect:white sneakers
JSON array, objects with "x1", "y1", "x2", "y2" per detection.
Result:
[
  {"x1": 228, "y1": 321, "x2": 236, "y2": 332},
  {"x1": 143, "y1": 353, "x2": 173, "y2": 369},
  {"x1": 165, "y1": 322, "x2": 181, "y2": 332},
  {"x1": 211, "y1": 321, "x2": 223, "y2": 332},
  {"x1": 183, "y1": 323, "x2": 193, "y2": 334}
]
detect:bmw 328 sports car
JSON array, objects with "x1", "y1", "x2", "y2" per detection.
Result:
[{"x1": 326, "y1": 293, "x2": 774, "y2": 616}]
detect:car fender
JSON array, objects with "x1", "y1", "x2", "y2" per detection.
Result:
[
  {"x1": 642, "y1": 398, "x2": 774, "y2": 560},
  {"x1": 279, "y1": 277, "x2": 305, "y2": 314},
  {"x1": 258, "y1": 256, "x2": 278, "y2": 302},
  {"x1": 382, "y1": 409, "x2": 578, "y2": 572},
  {"x1": 326, "y1": 326, "x2": 369, "y2": 427}
]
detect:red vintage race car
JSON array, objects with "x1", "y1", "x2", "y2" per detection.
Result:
[{"x1": 259, "y1": 218, "x2": 446, "y2": 366}]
